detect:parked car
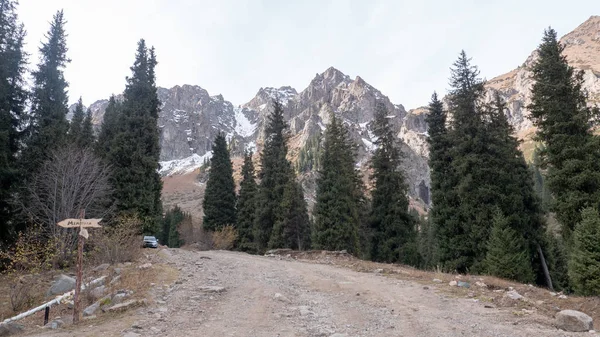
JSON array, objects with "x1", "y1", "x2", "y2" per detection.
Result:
[{"x1": 143, "y1": 236, "x2": 159, "y2": 248}]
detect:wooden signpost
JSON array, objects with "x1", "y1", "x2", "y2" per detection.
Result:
[{"x1": 57, "y1": 213, "x2": 102, "y2": 324}]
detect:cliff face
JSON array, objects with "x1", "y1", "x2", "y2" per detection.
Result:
[
  {"x1": 85, "y1": 16, "x2": 600, "y2": 213},
  {"x1": 86, "y1": 67, "x2": 431, "y2": 207},
  {"x1": 485, "y1": 16, "x2": 600, "y2": 137}
]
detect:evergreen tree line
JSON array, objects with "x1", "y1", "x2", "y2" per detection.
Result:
[
  {"x1": 0, "y1": 2, "x2": 168, "y2": 259},
  {"x1": 426, "y1": 28, "x2": 600, "y2": 294},
  {"x1": 202, "y1": 99, "x2": 417, "y2": 265}
]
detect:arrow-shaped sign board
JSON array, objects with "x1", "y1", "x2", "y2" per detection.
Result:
[{"x1": 57, "y1": 218, "x2": 102, "y2": 228}]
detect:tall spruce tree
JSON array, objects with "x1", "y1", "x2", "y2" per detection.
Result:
[
  {"x1": 79, "y1": 108, "x2": 94, "y2": 148},
  {"x1": 527, "y1": 28, "x2": 600, "y2": 241},
  {"x1": 69, "y1": 97, "x2": 84, "y2": 142},
  {"x1": 425, "y1": 92, "x2": 453, "y2": 269},
  {"x1": 569, "y1": 207, "x2": 600, "y2": 296},
  {"x1": 368, "y1": 102, "x2": 416, "y2": 264},
  {"x1": 254, "y1": 99, "x2": 292, "y2": 252},
  {"x1": 22, "y1": 10, "x2": 69, "y2": 174},
  {"x1": 313, "y1": 112, "x2": 363, "y2": 254},
  {"x1": 106, "y1": 40, "x2": 162, "y2": 233},
  {"x1": 0, "y1": 0, "x2": 27, "y2": 245},
  {"x1": 431, "y1": 52, "x2": 545, "y2": 280},
  {"x1": 162, "y1": 206, "x2": 186, "y2": 248},
  {"x1": 274, "y1": 176, "x2": 311, "y2": 250},
  {"x1": 202, "y1": 133, "x2": 236, "y2": 231},
  {"x1": 236, "y1": 151, "x2": 258, "y2": 252},
  {"x1": 96, "y1": 95, "x2": 121, "y2": 156}
]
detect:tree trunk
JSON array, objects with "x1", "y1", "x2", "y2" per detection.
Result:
[{"x1": 537, "y1": 243, "x2": 554, "y2": 291}]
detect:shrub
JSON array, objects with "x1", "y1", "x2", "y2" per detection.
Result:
[
  {"x1": 0, "y1": 225, "x2": 63, "y2": 273},
  {"x1": 88, "y1": 215, "x2": 142, "y2": 265},
  {"x1": 211, "y1": 225, "x2": 238, "y2": 250},
  {"x1": 569, "y1": 207, "x2": 600, "y2": 296},
  {"x1": 484, "y1": 212, "x2": 534, "y2": 283}
]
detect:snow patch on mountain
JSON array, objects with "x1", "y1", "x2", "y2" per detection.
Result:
[
  {"x1": 159, "y1": 153, "x2": 212, "y2": 176},
  {"x1": 234, "y1": 107, "x2": 256, "y2": 137}
]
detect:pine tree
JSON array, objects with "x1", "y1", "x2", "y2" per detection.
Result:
[
  {"x1": 530, "y1": 147, "x2": 553, "y2": 212},
  {"x1": 527, "y1": 28, "x2": 600, "y2": 240},
  {"x1": 106, "y1": 40, "x2": 162, "y2": 234},
  {"x1": 278, "y1": 177, "x2": 311, "y2": 250},
  {"x1": 0, "y1": 0, "x2": 27, "y2": 245},
  {"x1": 96, "y1": 95, "x2": 121, "y2": 156},
  {"x1": 369, "y1": 102, "x2": 416, "y2": 264},
  {"x1": 484, "y1": 211, "x2": 534, "y2": 283},
  {"x1": 254, "y1": 100, "x2": 292, "y2": 252},
  {"x1": 202, "y1": 133, "x2": 236, "y2": 231},
  {"x1": 79, "y1": 108, "x2": 94, "y2": 148},
  {"x1": 236, "y1": 151, "x2": 258, "y2": 252},
  {"x1": 431, "y1": 52, "x2": 545, "y2": 278},
  {"x1": 544, "y1": 230, "x2": 570, "y2": 291},
  {"x1": 161, "y1": 206, "x2": 186, "y2": 248},
  {"x1": 426, "y1": 92, "x2": 461, "y2": 271},
  {"x1": 313, "y1": 112, "x2": 363, "y2": 254},
  {"x1": 69, "y1": 97, "x2": 84, "y2": 144},
  {"x1": 568, "y1": 208, "x2": 600, "y2": 296},
  {"x1": 22, "y1": 10, "x2": 70, "y2": 174}
]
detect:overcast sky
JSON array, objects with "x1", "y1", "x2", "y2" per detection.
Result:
[{"x1": 18, "y1": 0, "x2": 596, "y2": 109}]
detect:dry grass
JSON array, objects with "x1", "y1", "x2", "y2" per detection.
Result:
[{"x1": 0, "y1": 248, "x2": 179, "y2": 331}]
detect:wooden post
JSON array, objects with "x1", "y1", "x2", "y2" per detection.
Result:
[
  {"x1": 55, "y1": 212, "x2": 102, "y2": 325},
  {"x1": 43, "y1": 306, "x2": 49, "y2": 326},
  {"x1": 72, "y1": 210, "x2": 85, "y2": 325}
]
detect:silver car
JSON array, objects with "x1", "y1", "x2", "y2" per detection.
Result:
[{"x1": 143, "y1": 236, "x2": 159, "y2": 248}]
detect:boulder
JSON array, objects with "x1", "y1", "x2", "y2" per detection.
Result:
[
  {"x1": 274, "y1": 293, "x2": 290, "y2": 303},
  {"x1": 457, "y1": 281, "x2": 470, "y2": 288},
  {"x1": 47, "y1": 274, "x2": 76, "y2": 296},
  {"x1": 505, "y1": 290, "x2": 523, "y2": 300},
  {"x1": 44, "y1": 319, "x2": 64, "y2": 330},
  {"x1": 89, "y1": 285, "x2": 106, "y2": 301},
  {"x1": 555, "y1": 310, "x2": 593, "y2": 332},
  {"x1": 0, "y1": 322, "x2": 24, "y2": 336},
  {"x1": 83, "y1": 302, "x2": 100, "y2": 317},
  {"x1": 448, "y1": 281, "x2": 458, "y2": 287},
  {"x1": 198, "y1": 286, "x2": 226, "y2": 293},
  {"x1": 112, "y1": 292, "x2": 129, "y2": 305},
  {"x1": 432, "y1": 279, "x2": 443, "y2": 283}
]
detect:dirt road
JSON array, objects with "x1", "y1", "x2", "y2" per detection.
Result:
[{"x1": 29, "y1": 249, "x2": 583, "y2": 337}]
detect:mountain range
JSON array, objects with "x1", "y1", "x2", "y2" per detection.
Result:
[{"x1": 82, "y1": 15, "x2": 600, "y2": 217}]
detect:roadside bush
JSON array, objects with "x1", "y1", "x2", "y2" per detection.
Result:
[
  {"x1": 211, "y1": 225, "x2": 238, "y2": 250},
  {"x1": 88, "y1": 215, "x2": 142, "y2": 264},
  {"x1": 0, "y1": 225, "x2": 63, "y2": 273}
]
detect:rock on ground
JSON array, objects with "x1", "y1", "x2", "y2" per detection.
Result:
[
  {"x1": 198, "y1": 286, "x2": 226, "y2": 293},
  {"x1": 83, "y1": 300, "x2": 104, "y2": 317},
  {"x1": 106, "y1": 300, "x2": 144, "y2": 313},
  {"x1": 555, "y1": 310, "x2": 594, "y2": 332},
  {"x1": 0, "y1": 322, "x2": 24, "y2": 336},
  {"x1": 47, "y1": 275, "x2": 76, "y2": 296},
  {"x1": 505, "y1": 290, "x2": 524, "y2": 300}
]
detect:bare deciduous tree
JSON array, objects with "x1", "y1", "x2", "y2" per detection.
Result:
[{"x1": 19, "y1": 145, "x2": 113, "y2": 266}]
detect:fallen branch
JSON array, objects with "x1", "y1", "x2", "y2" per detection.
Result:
[{"x1": 0, "y1": 276, "x2": 107, "y2": 326}]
